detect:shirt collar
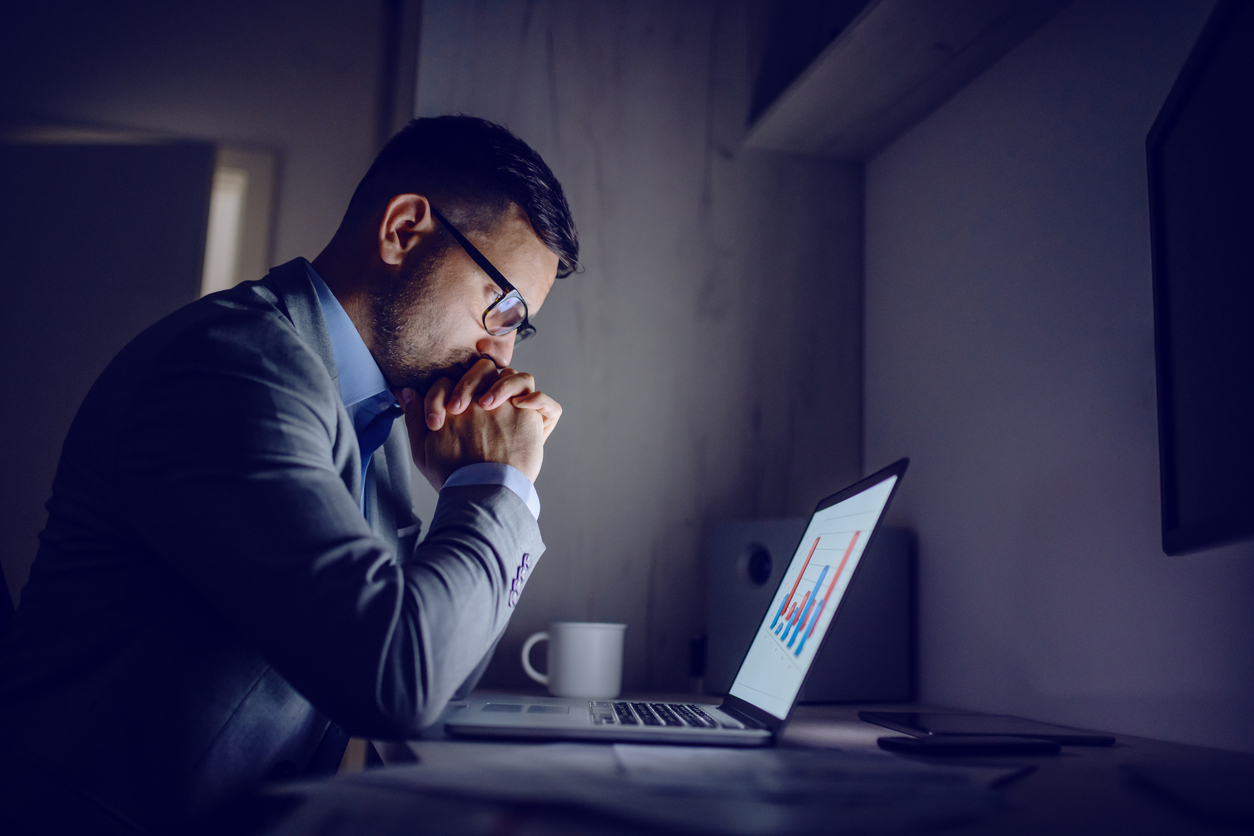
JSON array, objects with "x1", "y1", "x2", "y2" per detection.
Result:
[{"x1": 304, "y1": 260, "x2": 396, "y2": 421}]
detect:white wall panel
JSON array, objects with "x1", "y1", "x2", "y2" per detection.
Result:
[
  {"x1": 418, "y1": 0, "x2": 863, "y2": 690},
  {"x1": 865, "y1": 0, "x2": 1254, "y2": 751}
]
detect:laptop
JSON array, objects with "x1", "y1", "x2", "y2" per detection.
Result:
[{"x1": 446, "y1": 458, "x2": 908, "y2": 746}]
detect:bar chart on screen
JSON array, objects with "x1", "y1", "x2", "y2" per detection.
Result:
[
  {"x1": 768, "y1": 531, "x2": 860, "y2": 662},
  {"x1": 729, "y1": 474, "x2": 897, "y2": 718}
]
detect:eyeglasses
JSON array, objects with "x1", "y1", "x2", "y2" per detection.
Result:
[{"x1": 431, "y1": 206, "x2": 535, "y2": 343}]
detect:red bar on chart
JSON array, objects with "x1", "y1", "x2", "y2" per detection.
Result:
[
  {"x1": 771, "y1": 537, "x2": 820, "y2": 629},
  {"x1": 794, "y1": 531, "x2": 861, "y2": 656},
  {"x1": 784, "y1": 590, "x2": 811, "y2": 643},
  {"x1": 788, "y1": 563, "x2": 830, "y2": 648}
]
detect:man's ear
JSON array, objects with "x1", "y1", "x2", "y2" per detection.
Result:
[{"x1": 378, "y1": 194, "x2": 436, "y2": 266}]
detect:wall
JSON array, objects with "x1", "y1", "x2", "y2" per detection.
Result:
[
  {"x1": 0, "y1": 0, "x2": 384, "y2": 273},
  {"x1": 417, "y1": 0, "x2": 864, "y2": 690},
  {"x1": 0, "y1": 143, "x2": 213, "y2": 611},
  {"x1": 0, "y1": 1, "x2": 386, "y2": 599},
  {"x1": 865, "y1": 0, "x2": 1254, "y2": 751}
]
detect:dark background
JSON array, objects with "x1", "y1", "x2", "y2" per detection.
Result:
[{"x1": 2, "y1": 0, "x2": 1252, "y2": 753}]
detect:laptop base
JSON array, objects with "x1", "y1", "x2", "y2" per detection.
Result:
[{"x1": 446, "y1": 695, "x2": 771, "y2": 746}]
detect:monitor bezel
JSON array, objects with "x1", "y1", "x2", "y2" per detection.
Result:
[
  {"x1": 720, "y1": 457, "x2": 909, "y2": 733},
  {"x1": 1147, "y1": 0, "x2": 1254, "y2": 555}
]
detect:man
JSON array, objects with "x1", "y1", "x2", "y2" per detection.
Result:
[{"x1": 0, "y1": 116, "x2": 579, "y2": 834}]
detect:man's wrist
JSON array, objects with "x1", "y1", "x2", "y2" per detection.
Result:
[{"x1": 441, "y1": 462, "x2": 540, "y2": 520}]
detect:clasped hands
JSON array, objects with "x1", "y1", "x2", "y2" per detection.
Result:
[{"x1": 398, "y1": 358, "x2": 561, "y2": 490}]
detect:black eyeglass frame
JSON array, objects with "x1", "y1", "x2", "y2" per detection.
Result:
[{"x1": 431, "y1": 206, "x2": 536, "y2": 343}]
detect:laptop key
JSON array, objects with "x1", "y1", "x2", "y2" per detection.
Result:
[
  {"x1": 669, "y1": 704, "x2": 708, "y2": 728},
  {"x1": 612, "y1": 702, "x2": 638, "y2": 725},
  {"x1": 669, "y1": 704, "x2": 696, "y2": 725},
  {"x1": 630, "y1": 702, "x2": 662, "y2": 725},
  {"x1": 651, "y1": 703, "x2": 685, "y2": 726},
  {"x1": 686, "y1": 705, "x2": 719, "y2": 728},
  {"x1": 588, "y1": 701, "x2": 616, "y2": 724}
]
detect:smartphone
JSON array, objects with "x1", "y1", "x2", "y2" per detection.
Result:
[
  {"x1": 861, "y1": 711, "x2": 1116, "y2": 746},
  {"x1": 878, "y1": 734, "x2": 1061, "y2": 755}
]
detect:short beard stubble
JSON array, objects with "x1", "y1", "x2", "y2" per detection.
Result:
[{"x1": 369, "y1": 245, "x2": 479, "y2": 394}]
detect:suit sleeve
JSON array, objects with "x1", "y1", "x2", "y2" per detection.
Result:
[{"x1": 116, "y1": 317, "x2": 542, "y2": 737}]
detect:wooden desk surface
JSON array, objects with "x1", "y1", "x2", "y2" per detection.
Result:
[
  {"x1": 778, "y1": 703, "x2": 1254, "y2": 836},
  {"x1": 307, "y1": 699, "x2": 1254, "y2": 836}
]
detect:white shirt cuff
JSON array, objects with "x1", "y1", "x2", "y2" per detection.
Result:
[{"x1": 442, "y1": 463, "x2": 540, "y2": 520}]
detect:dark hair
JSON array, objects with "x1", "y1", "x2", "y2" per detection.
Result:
[{"x1": 346, "y1": 115, "x2": 579, "y2": 278}]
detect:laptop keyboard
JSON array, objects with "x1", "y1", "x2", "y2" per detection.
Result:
[{"x1": 590, "y1": 701, "x2": 723, "y2": 728}]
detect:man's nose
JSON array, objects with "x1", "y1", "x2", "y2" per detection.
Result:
[{"x1": 477, "y1": 332, "x2": 515, "y2": 369}]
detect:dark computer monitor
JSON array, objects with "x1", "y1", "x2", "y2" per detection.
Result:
[
  {"x1": 1147, "y1": 0, "x2": 1254, "y2": 555},
  {"x1": 1, "y1": 566, "x2": 11, "y2": 637}
]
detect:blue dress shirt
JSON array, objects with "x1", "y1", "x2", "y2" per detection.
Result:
[{"x1": 304, "y1": 260, "x2": 540, "y2": 520}]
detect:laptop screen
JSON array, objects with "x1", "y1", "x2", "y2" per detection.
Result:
[{"x1": 728, "y1": 472, "x2": 899, "y2": 719}]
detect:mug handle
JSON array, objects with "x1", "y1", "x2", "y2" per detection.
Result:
[{"x1": 521, "y1": 631, "x2": 549, "y2": 685}]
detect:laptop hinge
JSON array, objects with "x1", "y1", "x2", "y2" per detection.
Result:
[{"x1": 720, "y1": 704, "x2": 767, "y2": 730}]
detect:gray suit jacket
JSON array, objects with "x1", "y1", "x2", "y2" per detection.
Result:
[{"x1": 0, "y1": 260, "x2": 543, "y2": 833}]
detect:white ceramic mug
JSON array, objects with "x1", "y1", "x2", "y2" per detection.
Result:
[{"x1": 521, "y1": 621, "x2": 626, "y2": 699}]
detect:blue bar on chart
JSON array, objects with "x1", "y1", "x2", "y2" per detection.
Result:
[
  {"x1": 786, "y1": 564, "x2": 828, "y2": 647},
  {"x1": 774, "y1": 602, "x2": 792, "y2": 635},
  {"x1": 771, "y1": 537, "x2": 820, "y2": 630},
  {"x1": 784, "y1": 590, "x2": 810, "y2": 641},
  {"x1": 793, "y1": 530, "x2": 861, "y2": 656}
]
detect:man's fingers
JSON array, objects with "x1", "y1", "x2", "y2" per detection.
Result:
[
  {"x1": 423, "y1": 378, "x2": 454, "y2": 430},
  {"x1": 448, "y1": 358, "x2": 499, "y2": 415},
  {"x1": 509, "y1": 391, "x2": 562, "y2": 441},
  {"x1": 510, "y1": 391, "x2": 561, "y2": 420},
  {"x1": 398, "y1": 387, "x2": 430, "y2": 446},
  {"x1": 478, "y1": 371, "x2": 536, "y2": 409}
]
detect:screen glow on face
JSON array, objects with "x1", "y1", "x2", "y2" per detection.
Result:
[{"x1": 728, "y1": 476, "x2": 897, "y2": 719}]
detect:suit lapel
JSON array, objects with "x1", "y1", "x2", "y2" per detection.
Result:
[
  {"x1": 374, "y1": 424, "x2": 418, "y2": 545},
  {"x1": 260, "y1": 260, "x2": 361, "y2": 504},
  {"x1": 263, "y1": 259, "x2": 340, "y2": 389},
  {"x1": 261, "y1": 259, "x2": 417, "y2": 544}
]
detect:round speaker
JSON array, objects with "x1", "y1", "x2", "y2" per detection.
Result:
[{"x1": 743, "y1": 543, "x2": 773, "y2": 587}]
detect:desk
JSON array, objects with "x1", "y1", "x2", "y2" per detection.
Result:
[
  {"x1": 240, "y1": 700, "x2": 1254, "y2": 836},
  {"x1": 781, "y1": 704, "x2": 1254, "y2": 835}
]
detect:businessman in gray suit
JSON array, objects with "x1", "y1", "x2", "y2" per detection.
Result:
[{"x1": 0, "y1": 116, "x2": 578, "y2": 834}]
